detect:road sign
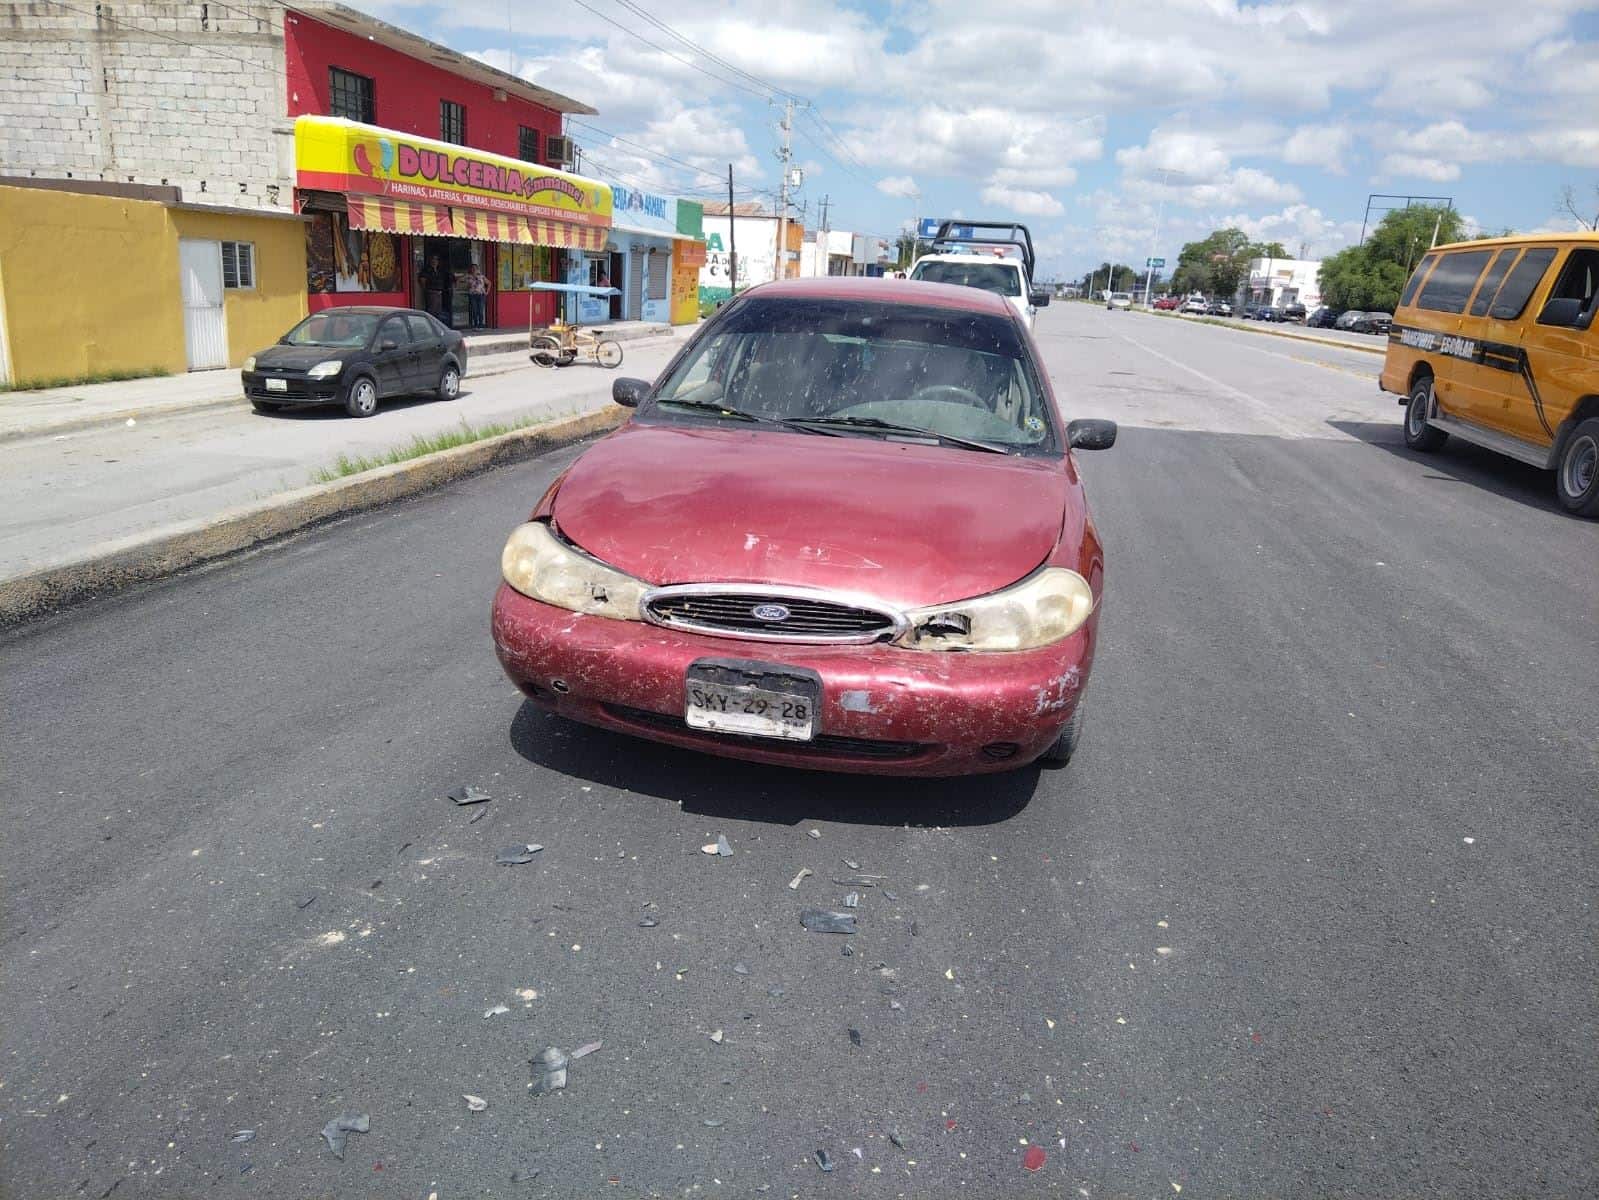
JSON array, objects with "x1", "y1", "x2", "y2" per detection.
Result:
[
  {"x1": 1147, "y1": 257, "x2": 1166, "y2": 268},
  {"x1": 917, "y1": 218, "x2": 941, "y2": 239}
]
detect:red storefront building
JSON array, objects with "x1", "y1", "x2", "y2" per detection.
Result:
[{"x1": 283, "y1": 5, "x2": 605, "y2": 330}]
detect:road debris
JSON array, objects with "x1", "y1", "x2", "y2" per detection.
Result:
[
  {"x1": 883, "y1": 890, "x2": 898, "y2": 901},
  {"x1": 571, "y1": 1040, "x2": 603, "y2": 1059},
  {"x1": 842, "y1": 945, "x2": 854, "y2": 957},
  {"x1": 463, "y1": 1094, "x2": 488, "y2": 1112},
  {"x1": 1023, "y1": 1146, "x2": 1047, "y2": 1171},
  {"x1": 1156, "y1": 947, "x2": 1173, "y2": 957},
  {"x1": 484, "y1": 1003, "x2": 510, "y2": 1019},
  {"x1": 843, "y1": 859, "x2": 860, "y2": 870},
  {"x1": 319, "y1": 1113, "x2": 370, "y2": 1159},
  {"x1": 703, "y1": 1119, "x2": 725, "y2": 1128},
  {"x1": 844, "y1": 892, "x2": 860, "y2": 908},
  {"x1": 733, "y1": 962, "x2": 751, "y2": 975},
  {"x1": 888, "y1": 1130, "x2": 907, "y2": 1150},
  {"x1": 639, "y1": 916, "x2": 659, "y2": 928},
  {"x1": 801, "y1": 909, "x2": 857, "y2": 935},
  {"x1": 944, "y1": 968, "x2": 955, "y2": 981},
  {"x1": 230, "y1": 1130, "x2": 255, "y2": 1143},
  {"x1": 496, "y1": 844, "x2": 544, "y2": 865},
  {"x1": 702, "y1": 834, "x2": 733, "y2": 856},
  {"x1": 848, "y1": 1028, "x2": 862, "y2": 1047},
  {"x1": 788, "y1": 868, "x2": 813, "y2": 890},
  {"x1": 448, "y1": 786, "x2": 491, "y2": 805},
  {"x1": 296, "y1": 894, "x2": 317, "y2": 910},
  {"x1": 708, "y1": 1029, "x2": 724, "y2": 1045},
  {"x1": 807, "y1": 829, "x2": 822, "y2": 839},
  {"x1": 530, "y1": 1047, "x2": 570, "y2": 1096},
  {"x1": 815, "y1": 1149, "x2": 835, "y2": 1172}
]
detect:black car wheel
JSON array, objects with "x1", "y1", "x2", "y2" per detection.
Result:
[
  {"x1": 344, "y1": 376, "x2": 379, "y2": 418},
  {"x1": 1038, "y1": 703, "x2": 1085, "y2": 766},
  {"x1": 1404, "y1": 377, "x2": 1448, "y2": 451},
  {"x1": 438, "y1": 364, "x2": 461, "y2": 400},
  {"x1": 1555, "y1": 417, "x2": 1599, "y2": 517}
]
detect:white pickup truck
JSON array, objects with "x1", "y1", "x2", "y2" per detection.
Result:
[{"x1": 907, "y1": 221, "x2": 1050, "y2": 331}]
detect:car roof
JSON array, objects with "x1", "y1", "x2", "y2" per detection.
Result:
[
  {"x1": 1432, "y1": 230, "x2": 1599, "y2": 251},
  {"x1": 308, "y1": 305, "x2": 427, "y2": 317},
  {"x1": 744, "y1": 275, "x2": 1016, "y2": 317}
]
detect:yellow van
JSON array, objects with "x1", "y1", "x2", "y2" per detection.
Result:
[{"x1": 1379, "y1": 233, "x2": 1599, "y2": 515}]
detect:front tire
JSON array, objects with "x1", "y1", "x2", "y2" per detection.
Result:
[
  {"x1": 437, "y1": 363, "x2": 461, "y2": 400},
  {"x1": 344, "y1": 376, "x2": 378, "y2": 418},
  {"x1": 1555, "y1": 417, "x2": 1599, "y2": 516},
  {"x1": 595, "y1": 340, "x2": 624, "y2": 369},
  {"x1": 1404, "y1": 377, "x2": 1448, "y2": 451},
  {"x1": 1038, "y1": 703, "x2": 1085, "y2": 766}
]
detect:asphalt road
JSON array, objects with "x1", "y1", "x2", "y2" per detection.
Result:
[{"x1": 3, "y1": 302, "x2": 1595, "y2": 1199}]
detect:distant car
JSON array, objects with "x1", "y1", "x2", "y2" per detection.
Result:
[
  {"x1": 1256, "y1": 306, "x2": 1285, "y2": 322},
  {"x1": 1107, "y1": 292, "x2": 1133, "y2": 310},
  {"x1": 1307, "y1": 307, "x2": 1337, "y2": 328},
  {"x1": 1181, "y1": 297, "x2": 1207, "y2": 314},
  {"x1": 1352, "y1": 311, "x2": 1393, "y2": 335},
  {"x1": 1206, "y1": 301, "x2": 1233, "y2": 316},
  {"x1": 1241, "y1": 305, "x2": 1261, "y2": 320},
  {"x1": 243, "y1": 307, "x2": 467, "y2": 418},
  {"x1": 1282, "y1": 303, "x2": 1307, "y2": 323},
  {"x1": 1152, "y1": 296, "x2": 1181, "y2": 311},
  {"x1": 1334, "y1": 310, "x2": 1366, "y2": 331}
]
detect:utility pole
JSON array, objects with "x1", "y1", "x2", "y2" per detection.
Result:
[
  {"x1": 819, "y1": 194, "x2": 830, "y2": 233},
  {"x1": 727, "y1": 164, "x2": 737, "y2": 295},
  {"x1": 774, "y1": 99, "x2": 795, "y2": 283}
]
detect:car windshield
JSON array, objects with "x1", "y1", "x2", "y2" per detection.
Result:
[
  {"x1": 910, "y1": 260, "x2": 1023, "y2": 298},
  {"x1": 283, "y1": 312, "x2": 382, "y2": 347},
  {"x1": 649, "y1": 296, "x2": 1056, "y2": 452}
]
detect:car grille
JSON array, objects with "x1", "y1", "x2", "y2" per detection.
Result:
[
  {"x1": 643, "y1": 588, "x2": 902, "y2": 643},
  {"x1": 248, "y1": 376, "x2": 311, "y2": 399},
  {"x1": 604, "y1": 704, "x2": 929, "y2": 761}
]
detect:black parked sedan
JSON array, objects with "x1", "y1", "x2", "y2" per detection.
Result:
[{"x1": 242, "y1": 307, "x2": 467, "y2": 418}]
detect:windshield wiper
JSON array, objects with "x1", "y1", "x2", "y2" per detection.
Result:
[
  {"x1": 783, "y1": 415, "x2": 1011, "y2": 454},
  {"x1": 654, "y1": 397, "x2": 764, "y2": 423}
]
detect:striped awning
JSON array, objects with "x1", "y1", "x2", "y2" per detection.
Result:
[
  {"x1": 346, "y1": 196, "x2": 454, "y2": 235},
  {"x1": 452, "y1": 207, "x2": 606, "y2": 252}
]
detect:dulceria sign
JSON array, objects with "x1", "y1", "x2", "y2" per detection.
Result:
[{"x1": 293, "y1": 115, "x2": 613, "y2": 227}]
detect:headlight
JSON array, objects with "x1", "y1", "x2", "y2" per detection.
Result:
[
  {"x1": 307, "y1": 359, "x2": 343, "y2": 379},
  {"x1": 501, "y1": 521, "x2": 648, "y2": 621},
  {"x1": 242, "y1": 355, "x2": 256, "y2": 372},
  {"x1": 900, "y1": 567, "x2": 1095, "y2": 652}
]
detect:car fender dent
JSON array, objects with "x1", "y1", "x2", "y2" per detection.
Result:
[{"x1": 1032, "y1": 664, "x2": 1083, "y2": 714}]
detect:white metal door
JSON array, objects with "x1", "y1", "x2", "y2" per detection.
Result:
[{"x1": 179, "y1": 239, "x2": 228, "y2": 370}]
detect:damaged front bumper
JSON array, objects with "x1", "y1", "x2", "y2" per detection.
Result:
[{"x1": 491, "y1": 583, "x2": 1098, "y2": 776}]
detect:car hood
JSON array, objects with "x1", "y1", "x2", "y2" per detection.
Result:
[
  {"x1": 550, "y1": 423, "x2": 1072, "y2": 608},
  {"x1": 252, "y1": 345, "x2": 355, "y2": 371}
]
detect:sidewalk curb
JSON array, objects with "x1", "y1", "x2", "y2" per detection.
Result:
[
  {"x1": 1140, "y1": 308, "x2": 1384, "y2": 356},
  {"x1": 0, "y1": 405, "x2": 628, "y2": 628}
]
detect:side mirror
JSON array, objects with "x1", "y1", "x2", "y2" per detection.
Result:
[
  {"x1": 612, "y1": 377, "x2": 650, "y2": 408},
  {"x1": 1067, "y1": 418, "x2": 1117, "y2": 451},
  {"x1": 380, "y1": 338, "x2": 399, "y2": 351},
  {"x1": 1030, "y1": 289, "x2": 1051, "y2": 307},
  {"x1": 1537, "y1": 297, "x2": 1584, "y2": 328}
]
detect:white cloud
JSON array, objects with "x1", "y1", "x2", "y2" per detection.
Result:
[
  {"x1": 1281, "y1": 124, "x2": 1353, "y2": 174},
  {"x1": 978, "y1": 185, "x2": 1065, "y2": 217},
  {"x1": 1377, "y1": 154, "x2": 1461, "y2": 183},
  {"x1": 876, "y1": 175, "x2": 920, "y2": 198}
]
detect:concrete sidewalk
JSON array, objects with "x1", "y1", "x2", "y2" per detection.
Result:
[{"x1": 0, "y1": 319, "x2": 676, "y2": 443}]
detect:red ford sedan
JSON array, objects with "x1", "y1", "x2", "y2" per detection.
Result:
[{"x1": 491, "y1": 277, "x2": 1115, "y2": 776}]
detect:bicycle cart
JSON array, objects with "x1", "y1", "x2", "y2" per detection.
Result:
[{"x1": 527, "y1": 282, "x2": 624, "y2": 370}]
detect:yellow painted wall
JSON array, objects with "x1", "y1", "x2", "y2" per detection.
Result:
[
  {"x1": 0, "y1": 185, "x2": 185, "y2": 383},
  {"x1": 670, "y1": 255, "x2": 699, "y2": 325},
  {"x1": 0, "y1": 185, "x2": 308, "y2": 385},
  {"x1": 170, "y1": 207, "x2": 307, "y2": 367}
]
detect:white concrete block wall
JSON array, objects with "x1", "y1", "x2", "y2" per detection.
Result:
[{"x1": 0, "y1": 2, "x2": 290, "y2": 210}]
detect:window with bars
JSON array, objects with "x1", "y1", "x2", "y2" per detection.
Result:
[
  {"x1": 329, "y1": 67, "x2": 374, "y2": 124},
  {"x1": 518, "y1": 125, "x2": 541, "y2": 164},
  {"x1": 221, "y1": 242, "x2": 254, "y2": 289},
  {"x1": 441, "y1": 100, "x2": 466, "y2": 144}
]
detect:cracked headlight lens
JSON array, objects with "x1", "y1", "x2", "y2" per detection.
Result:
[
  {"x1": 500, "y1": 521, "x2": 648, "y2": 621},
  {"x1": 900, "y1": 567, "x2": 1094, "y2": 652}
]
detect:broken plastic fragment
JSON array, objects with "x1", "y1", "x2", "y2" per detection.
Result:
[
  {"x1": 815, "y1": 1150, "x2": 834, "y2": 1172},
  {"x1": 944, "y1": 968, "x2": 955, "y2": 981},
  {"x1": 320, "y1": 1113, "x2": 370, "y2": 1159},
  {"x1": 848, "y1": 1028, "x2": 862, "y2": 1047},
  {"x1": 882, "y1": 890, "x2": 898, "y2": 901},
  {"x1": 716, "y1": 834, "x2": 732, "y2": 856},
  {"x1": 448, "y1": 786, "x2": 491, "y2": 805},
  {"x1": 788, "y1": 868, "x2": 812, "y2": 890},
  {"x1": 843, "y1": 859, "x2": 860, "y2": 870},
  {"x1": 1155, "y1": 947, "x2": 1172, "y2": 957},
  {"x1": 296, "y1": 894, "x2": 317, "y2": 910},
  {"x1": 463, "y1": 1094, "x2": 488, "y2": 1112},
  {"x1": 1023, "y1": 1146, "x2": 1046, "y2": 1171},
  {"x1": 638, "y1": 916, "x2": 659, "y2": 928},
  {"x1": 484, "y1": 1003, "x2": 510, "y2": 1019},
  {"x1": 529, "y1": 1047, "x2": 570, "y2": 1096},
  {"x1": 570, "y1": 1040, "x2": 602, "y2": 1060},
  {"x1": 801, "y1": 909, "x2": 857, "y2": 935},
  {"x1": 844, "y1": 892, "x2": 860, "y2": 908},
  {"x1": 703, "y1": 1119, "x2": 725, "y2": 1128},
  {"x1": 852, "y1": 1147, "x2": 864, "y2": 1159},
  {"x1": 807, "y1": 829, "x2": 822, "y2": 839},
  {"x1": 708, "y1": 1029, "x2": 724, "y2": 1044},
  {"x1": 889, "y1": 1130, "x2": 907, "y2": 1150},
  {"x1": 230, "y1": 1130, "x2": 255, "y2": 1143},
  {"x1": 841, "y1": 944, "x2": 854, "y2": 957},
  {"x1": 732, "y1": 962, "x2": 751, "y2": 975},
  {"x1": 496, "y1": 844, "x2": 544, "y2": 865}
]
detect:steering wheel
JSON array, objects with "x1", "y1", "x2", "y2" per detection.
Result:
[{"x1": 907, "y1": 384, "x2": 985, "y2": 408}]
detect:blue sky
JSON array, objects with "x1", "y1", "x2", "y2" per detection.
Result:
[{"x1": 352, "y1": 0, "x2": 1599, "y2": 279}]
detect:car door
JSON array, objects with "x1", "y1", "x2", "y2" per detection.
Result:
[
  {"x1": 405, "y1": 314, "x2": 442, "y2": 391},
  {"x1": 1408, "y1": 249, "x2": 1494, "y2": 423},
  {"x1": 372, "y1": 315, "x2": 413, "y2": 396}
]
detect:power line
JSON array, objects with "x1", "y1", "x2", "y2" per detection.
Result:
[
  {"x1": 566, "y1": 118, "x2": 729, "y2": 186},
  {"x1": 565, "y1": 0, "x2": 773, "y2": 102},
  {"x1": 608, "y1": 0, "x2": 804, "y2": 103}
]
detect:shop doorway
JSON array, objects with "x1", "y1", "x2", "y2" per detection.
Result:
[
  {"x1": 413, "y1": 237, "x2": 484, "y2": 330},
  {"x1": 609, "y1": 252, "x2": 624, "y2": 319}
]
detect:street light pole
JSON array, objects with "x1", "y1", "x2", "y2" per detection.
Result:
[{"x1": 1143, "y1": 166, "x2": 1170, "y2": 307}]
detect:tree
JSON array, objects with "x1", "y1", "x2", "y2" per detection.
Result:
[
  {"x1": 1318, "y1": 204, "x2": 1464, "y2": 312},
  {"x1": 1559, "y1": 183, "x2": 1599, "y2": 231},
  {"x1": 1170, "y1": 228, "x2": 1290, "y2": 297},
  {"x1": 1077, "y1": 261, "x2": 1141, "y2": 294}
]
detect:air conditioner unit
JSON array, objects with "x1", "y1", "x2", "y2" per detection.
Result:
[{"x1": 546, "y1": 136, "x2": 574, "y2": 167}]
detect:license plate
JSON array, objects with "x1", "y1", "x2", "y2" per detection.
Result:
[
  {"x1": 265, "y1": 377, "x2": 287, "y2": 392},
  {"x1": 685, "y1": 660, "x2": 818, "y2": 741}
]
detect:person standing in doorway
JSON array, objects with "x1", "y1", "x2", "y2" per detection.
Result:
[
  {"x1": 420, "y1": 253, "x2": 448, "y2": 324},
  {"x1": 466, "y1": 262, "x2": 489, "y2": 330}
]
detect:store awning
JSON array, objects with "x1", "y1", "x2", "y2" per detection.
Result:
[
  {"x1": 452, "y1": 207, "x2": 606, "y2": 251},
  {"x1": 675, "y1": 238, "x2": 707, "y2": 267},
  {"x1": 347, "y1": 195, "x2": 455, "y2": 235}
]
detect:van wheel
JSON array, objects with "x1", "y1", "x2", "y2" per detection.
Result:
[
  {"x1": 1404, "y1": 378, "x2": 1448, "y2": 451},
  {"x1": 1555, "y1": 417, "x2": 1599, "y2": 516}
]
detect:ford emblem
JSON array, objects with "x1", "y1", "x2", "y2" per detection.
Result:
[{"x1": 750, "y1": 603, "x2": 791, "y2": 623}]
